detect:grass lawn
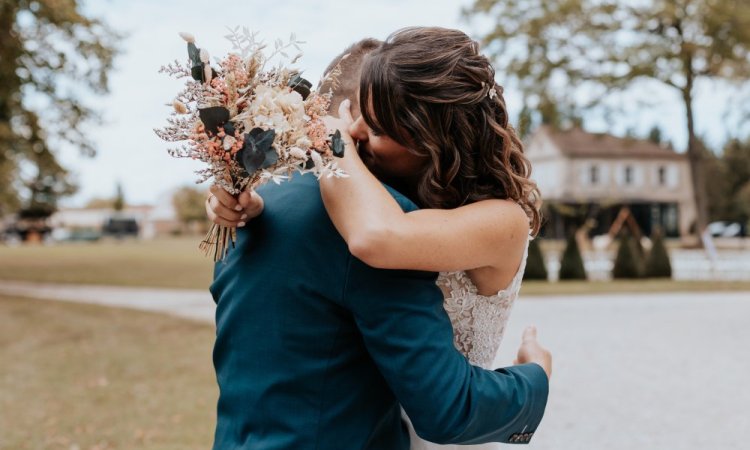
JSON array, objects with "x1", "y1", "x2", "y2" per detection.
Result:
[
  {"x1": 0, "y1": 237, "x2": 214, "y2": 290},
  {"x1": 0, "y1": 295, "x2": 217, "y2": 450},
  {"x1": 1, "y1": 237, "x2": 749, "y2": 295}
]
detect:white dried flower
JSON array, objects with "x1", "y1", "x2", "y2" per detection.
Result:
[
  {"x1": 289, "y1": 147, "x2": 307, "y2": 160},
  {"x1": 295, "y1": 136, "x2": 312, "y2": 149},
  {"x1": 260, "y1": 170, "x2": 290, "y2": 185},
  {"x1": 310, "y1": 149, "x2": 323, "y2": 169},
  {"x1": 179, "y1": 32, "x2": 195, "y2": 43},
  {"x1": 275, "y1": 90, "x2": 304, "y2": 115},
  {"x1": 204, "y1": 65, "x2": 213, "y2": 85},
  {"x1": 199, "y1": 48, "x2": 210, "y2": 63},
  {"x1": 223, "y1": 135, "x2": 236, "y2": 151},
  {"x1": 172, "y1": 100, "x2": 188, "y2": 114}
]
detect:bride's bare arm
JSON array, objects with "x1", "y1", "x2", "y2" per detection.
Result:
[{"x1": 320, "y1": 107, "x2": 529, "y2": 274}]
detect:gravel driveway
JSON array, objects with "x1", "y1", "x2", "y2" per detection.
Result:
[
  {"x1": 495, "y1": 292, "x2": 750, "y2": 450},
  {"x1": 2, "y1": 281, "x2": 748, "y2": 449}
]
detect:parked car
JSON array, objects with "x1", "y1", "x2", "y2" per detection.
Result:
[
  {"x1": 102, "y1": 217, "x2": 139, "y2": 238},
  {"x1": 707, "y1": 221, "x2": 746, "y2": 237}
]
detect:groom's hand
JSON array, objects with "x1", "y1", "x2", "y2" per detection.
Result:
[
  {"x1": 514, "y1": 326, "x2": 552, "y2": 379},
  {"x1": 206, "y1": 184, "x2": 264, "y2": 228}
]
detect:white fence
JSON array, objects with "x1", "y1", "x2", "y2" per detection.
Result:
[{"x1": 545, "y1": 249, "x2": 750, "y2": 281}]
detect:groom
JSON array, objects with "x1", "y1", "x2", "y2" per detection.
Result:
[{"x1": 209, "y1": 40, "x2": 550, "y2": 449}]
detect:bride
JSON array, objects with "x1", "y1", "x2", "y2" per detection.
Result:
[{"x1": 207, "y1": 27, "x2": 550, "y2": 448}]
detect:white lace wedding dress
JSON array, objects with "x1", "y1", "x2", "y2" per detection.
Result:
[{"x1": 406, "y1": 237, "x2": 530, "y2": 450}]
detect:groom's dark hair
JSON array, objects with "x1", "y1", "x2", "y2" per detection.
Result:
[{"x1": 318, "y1": 38, "x2": 382, "y2": 116}]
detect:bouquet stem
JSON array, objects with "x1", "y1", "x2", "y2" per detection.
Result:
[{"x1": 199, "y1": 223, "x2": 237, "y2": 262}]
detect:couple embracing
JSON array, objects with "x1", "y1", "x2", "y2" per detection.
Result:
[{"x1": 206, "y1": 26, "x2": 552, "y2": 450}]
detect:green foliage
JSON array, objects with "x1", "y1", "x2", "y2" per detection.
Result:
[
  {"x1": 465, "y1": 0, "x2": 750, "y2": 233},
  {"x1": 631, "y1": 233, "x2": 646, "y2": 266},
  {"x1": 523, "y1": 238, "x2": 548, "y2": 281},
  {"x1": 0, "y1": 1, "x2": 121, "y2": 217},
  {"x1": 113, "y1": 182, "x2": 125, "y2": 212},
  {"x1": 645, "y1": 230, "x2": 673, "y2": 279},
  {"x1": 648, "y1": 126, "x2": 663, "y2": 144},
  {"x1": 613, "y1": 234, "x2": 644, "y2": 279},
  {"x1": 736, "y1": 182, "x2": 750, "y2": 223},
  {"x1": 704, "y1": 137, "x2": 750, "y2": 224},
  {"x1": 705, "y1": 147, "x2": 733, "y2": 222},
  {"x1": 559, "y1": 234, "x2": 587, "y2": 280},
  {"x1": 724, "y1": 138, "x2": 750, "y2": 224},
  {"x1": 172, "y1": 186, "x2": 209, "y2": 227}
]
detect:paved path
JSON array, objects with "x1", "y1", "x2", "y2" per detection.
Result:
[
  {"x1": 2, "y1": 281, "x2": 748, "y2": 449},
  {"x1": 0, "y1": 281, "x2": 215, "y2": 323}
]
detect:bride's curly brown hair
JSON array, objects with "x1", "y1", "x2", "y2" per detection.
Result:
[{"x1": 360, "y1": 27, "x2": 542, "y2": 235}]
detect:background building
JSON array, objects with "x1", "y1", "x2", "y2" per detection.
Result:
[{"x1": 526, "y1": 126, "x2": 696, "y2": 239}]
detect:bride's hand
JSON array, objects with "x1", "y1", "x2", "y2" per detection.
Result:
[
  {"x1": 513, "y1": 326, "x2": 552, "y2": 379},
  {"x1": 322, "y1": 99, "x2": 359, "y2": 162},
  {"x1": 206, "y1": 184, "x2": 264, "y2": 228}
]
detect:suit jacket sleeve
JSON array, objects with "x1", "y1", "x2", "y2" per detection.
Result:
[{"x1": 341, "y1": 191, "x2": 549, "y2": 445}]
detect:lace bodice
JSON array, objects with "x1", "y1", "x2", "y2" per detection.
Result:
[{"x1": 436, "y1": 238, "x2": 530, "y2": 369}]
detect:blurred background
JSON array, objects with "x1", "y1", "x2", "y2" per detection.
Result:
[{"x1": 1, "y1": 0, "x2": 748, "y2": 449}]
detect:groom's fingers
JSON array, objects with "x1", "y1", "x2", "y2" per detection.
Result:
[
  {"x1": 206, "y1": 199, "x2": 242, "y2": 228},
  {"x1": 210, "y1": 185, "x2": 241, "y2": 211},
  {"x1": 238, "y1": 189, "x2": 264, "y2": 218},
  {"x1": 521, "y1": 326, "x2": 538, "y2": 343},
  {"x1": 207, "y1": 186, "x2": 246, "y2": 223},
  {"x1": 208, "y1": 196, "x2": 244, "y2": 223}
]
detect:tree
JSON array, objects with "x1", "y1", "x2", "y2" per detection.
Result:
[
  {"x1": 523, "y1": 238, "x2": 549, "y2": 281},
  {"x1": 736, "y1": 182, "x2": 750, "y2": 228},
  {"x1": 722, "y1": 138, "x2": 750, "y2": 224},
  {"x1": 704, "y1": 144, "x2": 732, "y2": 222},
  {"x1": 558, "y1": 233, "x2": 587, "y2": 280},
  {"x1": 172, "y1": 186, "x2": 208, "y2": 231},
  {"x1": 648, "y1": 126, "x2": 663, "y2": 145},
  {"x1": 704, "y1": 136, "x2": 750, "y2": 224},
  {"x1": 465, "y1": 0, "x2": 750, "y2": 240},
  {"x1": 0, "y1": 1, "x2": 120, "y2": 217},
  {"x1": 612, "y1": 234, "x2": 643, "y2": 279},
  {"x1": 113, "y1": 182, "x2": 125, "y2": 212},
  {"x1": 645, "y1": 229, "x2": 673, "y2": 278}
]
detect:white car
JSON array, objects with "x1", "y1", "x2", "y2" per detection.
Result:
[{"x1": 708, "y1": 221, "x2": 745, "y2": 237}]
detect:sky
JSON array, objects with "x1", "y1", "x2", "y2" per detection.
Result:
[{"x1": 54, "y1": 0, "x2": 745, "y2": 208}]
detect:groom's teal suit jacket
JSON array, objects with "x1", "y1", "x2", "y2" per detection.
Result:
[{"x1": 210, "y1": 173, "x2": 548, "y2": 449}]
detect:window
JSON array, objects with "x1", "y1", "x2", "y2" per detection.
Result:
[
  {"x1": 624, "y1": 166, "x2": 633, "y2": 185},
  {"x1": 658, "y1": 166, "x2": 667, "y2": 186},
  {"x1": 590, "y1": 165, "x2": 600, "y2": 185}
]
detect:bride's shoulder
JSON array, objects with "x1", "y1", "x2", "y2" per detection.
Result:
[
  {"x1": 454, "y1": 199, "x2": 530, "y2": 284},
  {"x1": 459, "y1": 198, "x2": 530, "y2": 238}
]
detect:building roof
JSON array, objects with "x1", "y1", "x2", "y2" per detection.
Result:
[{"x1": 538, "y1": 125, "x2": 686, "y2": 160}]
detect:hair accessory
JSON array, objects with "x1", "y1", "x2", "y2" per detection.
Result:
[{"x1": 481, "y1": 81, "x2": 497, "y2": 100}]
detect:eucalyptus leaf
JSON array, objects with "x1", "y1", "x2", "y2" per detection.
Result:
[
  {"x1": 187, "y1": 41, "x2": 204, "y2": 81},
  {"x1": 191, "y1": 64, "x2": 204, "y2": 82},
  {"x1": 222, "y1": 122, "x2": 236, "y2": 137},
  {"x1": 199, "y1": 106, "x2": 230, "y2": 136},
  {"x1": 287, "y1": 74, "x2": 312, "y2": 100},
  {"x1": 238, "y1": 128, "x2": 277, "y2": 173},
  {"x1": 329, "y1": 130, "x2": 345, "y2": 158},
  {"x1": 187, "y1": 42, "x2": 201, "y2": 66}
]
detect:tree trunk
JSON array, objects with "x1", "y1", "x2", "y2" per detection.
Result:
[{"x1": 682, "y1": 57, "x2": 709, "y2": 245}]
